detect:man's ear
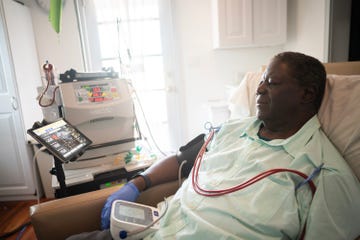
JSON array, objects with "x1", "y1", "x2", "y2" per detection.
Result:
[{"x1": 301, "y1": 85, "x2": 317, "y2": 104}]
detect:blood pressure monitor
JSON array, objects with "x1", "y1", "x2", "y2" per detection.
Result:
[{"x1": 110, "y1": 200, "x2": 160, "y2": 240}]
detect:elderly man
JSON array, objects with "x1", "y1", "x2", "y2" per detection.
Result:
[{"x1": 69, "y1": 52, "x2": 360, "y2": 240}]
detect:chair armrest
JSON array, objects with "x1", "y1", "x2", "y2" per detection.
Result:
[
  {"x1": 30, "y1": 186, "x2": 119, "y2": 240},
  {"x1": 30, "y1": 181, "x2": 180, "y2": 240}
]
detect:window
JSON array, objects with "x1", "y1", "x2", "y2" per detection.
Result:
[{"x1": 75, "y1": 0, "x2": 181, "y2": 153}]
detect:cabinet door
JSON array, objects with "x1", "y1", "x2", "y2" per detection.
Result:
[
  {"x1": 212, "y1": 0, "x2": 287, "y2": 48},
  {"x1": 0, "y1": 0, "x2": 36, "y2": 199},
  {"x1": 253, "y1": 0, "x2": 286, "y2": 45},
  {"x1": 213, "y1": 0, "x2": 253, "y2": 48}
]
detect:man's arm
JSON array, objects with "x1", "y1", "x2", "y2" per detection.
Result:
[
  {"x1": 101, "y1": 134, "x2": 205, "y2": 229},
  {"x1": 131, "y1": 154, "x2": 180, "y2": 192},
  {"x1": 131, "y1": 133, "x2": 206, "y2": 192},
  {"x1": 305, "y1": 173, "x2": 360, "y2": 239}
]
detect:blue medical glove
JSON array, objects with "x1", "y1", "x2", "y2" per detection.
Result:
[{"x1": 101, "y1": 182, "x2": 140, "y2": 229}]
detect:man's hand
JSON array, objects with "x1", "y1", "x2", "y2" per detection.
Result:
[{"x1": 100, "y1": 182, "x2": 140, "y2": 229}]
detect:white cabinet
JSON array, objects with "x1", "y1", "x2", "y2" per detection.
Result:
[
  {"x1": 212, "y1": 0, "x2": 287, "y2": 48},
  {"x1": 0, "y1": 0, "x2": 43, "y2": 200}
]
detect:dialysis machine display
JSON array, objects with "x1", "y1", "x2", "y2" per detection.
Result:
[{"x1": 59, "y1": 74, "x2": 136, "y2": 169}]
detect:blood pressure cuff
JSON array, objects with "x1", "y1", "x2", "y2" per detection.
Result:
[{"x1": 176, "y1": 133, "x2": 205, "y2": 178}]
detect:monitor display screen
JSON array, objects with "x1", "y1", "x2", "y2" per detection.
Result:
[
  {"x1": 74, "y1": 82, "x2": 120, "y2": 104},
  {"x1": 28, "y1": 119, "x2": 92, "y2": 162}
]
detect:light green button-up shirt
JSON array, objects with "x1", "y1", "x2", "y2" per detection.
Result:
[{"x1": 145, "y1": 116, "x2": 360, "y2": 240}]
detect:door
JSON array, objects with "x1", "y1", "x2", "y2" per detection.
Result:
[{"x1": 0, "y1": 0, "x2": 35, "y2": 199}]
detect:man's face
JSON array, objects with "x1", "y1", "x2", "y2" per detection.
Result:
[{"x1": 256, "y1": 61, "x2": 304, "y2": 122}]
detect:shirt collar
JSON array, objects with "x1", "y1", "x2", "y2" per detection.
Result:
[{"x1": 241, "y1": 115, "x2": 321, "y2": 158}]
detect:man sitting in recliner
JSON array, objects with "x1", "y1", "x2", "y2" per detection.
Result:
[{"x1": 68, "y1": 52, "x2": 360, "y2": 240}]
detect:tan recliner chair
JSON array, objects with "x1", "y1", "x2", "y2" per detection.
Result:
[
  {"x1": 30, "y1": 61, "x2": 360, "y2": 240},
  {"x1": 30, "y1": 181, "x2": 180, "y2": 240}
]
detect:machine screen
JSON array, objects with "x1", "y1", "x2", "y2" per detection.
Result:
[
  {"x1": 119, "y1": 205, "x2": 145, "y2": 220},
  {"x1": 114, "y1": 201, "x2": 155, "y2": 226},
  {"x1": 74, "y1": 82, "x2": 120, "y2": 104},
  {"x1": 28, "y1": 119, "x2": 92, "y2": 162}
]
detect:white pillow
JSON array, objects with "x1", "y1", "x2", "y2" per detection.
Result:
[
  {"x1": 229, "y1": 73, "x2": 360, "y2": 180},
  {"x1": 318, "y1": 74, "x2": 360, "y2": 180},
  {"x1": 228, "y1": 72, "x2": 262, "y2": 119}
]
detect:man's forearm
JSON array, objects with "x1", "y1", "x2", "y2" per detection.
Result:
[
  {"x1": 129, "y1": 133, "x2": 205, "y2": 192},
  {"x1": 130, "y1": 154, "x2": 179, "y2": 192}
]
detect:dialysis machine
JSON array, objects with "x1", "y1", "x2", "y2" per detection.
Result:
[
  {"x1": 36, "y1": 68, "x2": 155, "y2": 197},
  {"x1": 59, "y1": 70, "x2": 136, "y2": 170}
]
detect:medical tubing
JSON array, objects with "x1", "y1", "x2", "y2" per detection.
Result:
[
  {"x1": 38, "y1": 79, "x2": 59, "y2": 107},
  {"x1": 295, "y1": 163, "x2": 324, "y2": 191},
  {"x1": 204, "y1": 121, "x2": 221, "y2": 132},
  {"x1": 191, "y1": 130, "x2": 318, "y2": 197},
  {"x1": 178, "y1": 160, "x2": 187, "y2": 187},
  {"x1": 38, "y1": 62, "x2": 59, "y2": 107}
]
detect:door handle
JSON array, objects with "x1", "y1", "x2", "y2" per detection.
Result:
[{"x1": 11, "y1": 96, "x2": 18, "y2": 110}]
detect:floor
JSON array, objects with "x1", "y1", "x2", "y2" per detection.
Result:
[{"x1": 0, "y1": 199, "x2": 50, "y2": 240}]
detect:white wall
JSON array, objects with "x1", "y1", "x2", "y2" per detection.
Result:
[
  {"x1": 171, "y1": 0, "x2": 285, "y2": 139},
  {"x1": 173, "y1": 0, "x2": 329, "y2": 139},
  {"x1": 25, "y1": 0, "x2": 84, "y2": 76},
  {"x1": 284, "y1": 0, "x2": 329, "y2": 61},
  {"x1": 24, "y1": 0, "x2": 329, "y2": 142}
]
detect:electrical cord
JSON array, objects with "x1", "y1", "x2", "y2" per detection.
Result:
[
  {"x1": 126, "y1": 80, "x2": 167, "y2": 157},
  {"x1": 114, "y1": 20, "x2": 167, "y2": 157},
  {"x1": 15, "y1": 223, "x2": 28, "y2": 240},
  {"x1": 32, "y1": 146, "x2": 46, "y2": 205},
  {"x1": 0, "y1": 221, "x2": 31, "y2": 240},
  {"x1": 4, "y1": 134, "x2": 48, "y2": 240}
]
